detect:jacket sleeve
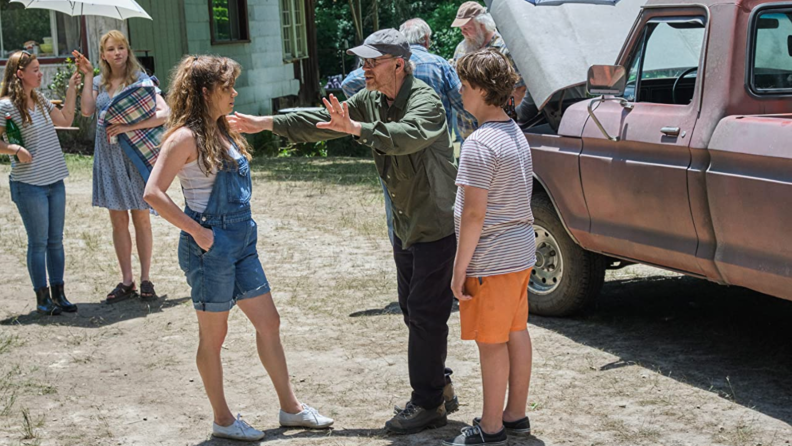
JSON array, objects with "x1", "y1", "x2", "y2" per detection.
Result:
[
  {"x1": 271, "y1": 95, "x2": 366, "y2": 143},
  {"x1": 357, "y1": 95, "x2": 447, "y2": 156}
]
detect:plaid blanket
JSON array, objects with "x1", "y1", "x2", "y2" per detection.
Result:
[{"x1": 100, "y1": 76, "x2": 165, "y2": 183}]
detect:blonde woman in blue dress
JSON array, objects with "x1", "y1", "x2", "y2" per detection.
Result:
[{"x1": 74, "y1": 30, "x2": 168, "y2": 303}]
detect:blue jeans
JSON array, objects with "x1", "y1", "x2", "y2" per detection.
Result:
[{"x1": 10, "y1": 180, "x2": 66, "y2": 290}]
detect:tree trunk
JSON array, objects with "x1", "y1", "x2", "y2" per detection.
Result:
[{"x1": 348, "y1": 0, "x2": 363, "y2": 43}]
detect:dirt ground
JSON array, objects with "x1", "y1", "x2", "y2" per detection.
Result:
[{"x1": 0, "y1": 157, "x2": 791, "y2": 446}]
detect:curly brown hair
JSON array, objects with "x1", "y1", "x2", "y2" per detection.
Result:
[
  {"x1": 163, "y1": 55, "x2": 251, "y2": 175},
  {"x1": 456, "y1": 48, "x2": 519, "y2": 107},
  {"x1": 0, "y1": 51, "x2": 52, "y2": 126}
]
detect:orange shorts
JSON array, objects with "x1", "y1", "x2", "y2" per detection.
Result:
[{"x1": 460, "y1": 268, "x2": 532, "y2": 344}]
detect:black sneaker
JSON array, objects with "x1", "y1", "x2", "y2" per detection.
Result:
[
  {"x1": 473, "y1": 416, "x2": 531, "y2": 436},
  {"x1": 393, "y1": 381, "x2": 459, "y2": 415},
  {"x1": 443, "y1": 425, "x2": 507, "y2": 446},
  {"x1": 385, "y1": 401, "x2": 447, "y2": 434}
]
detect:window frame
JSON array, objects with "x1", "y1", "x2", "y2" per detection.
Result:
[
  {"x1": 0, "y1": 8, "x2": 87, "y2": 66},
  {"x1": 208, "y1": 0, "x2": 251, "y2": 46},
  {"x1": 622, "y1": 15, "x2": 707, "y2": 104},
  {"x1": 745, "y1": 3, "x2": 792, "y2": 97},
  {"x1": 280, "y1": 0, "x2": 309, "y2": 63}
]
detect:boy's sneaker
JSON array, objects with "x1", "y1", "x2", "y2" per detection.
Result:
[
  {"x1": 443, "y1": 425, "x2": 507, "y2": 446},
  {"x1": 393, "y1": 381, "x2": 459, "y2": 415},
  {"x1": 212, "y1": 414, "x2": 266, "y2": 441},
  {"x1": 385, "y1": 401, "x2": 447, "y2": 434},
  {"x1": 473, "y1": 416, "x2": 531, "y2": 435},
  {"x1": 279, "y1": 403, "x2": 334, "y2": 429}
]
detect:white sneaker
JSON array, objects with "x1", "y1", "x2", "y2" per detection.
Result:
[
  {"x1": 279, "y1": 403, "x2": 334, "y2": 429},
  {"x1": 212, "y1": 414, "x2": 266, "y2": 441}
]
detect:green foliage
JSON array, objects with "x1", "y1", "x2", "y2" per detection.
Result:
[
  {"x1": 213, "y1": 0, "x2": 231, "y2": 41},
  {"x1": 248, "y1": 131, "x2": 369, "y2": 158},
  {"x1": 43, "y1": 58, "x2": 98, "y2": 154},
  {"x1": 0, "y1": 0, "x2": 49, "y2": 56},
  {"x1": 424, "y1": 1, "x2": 468, "y2": 60},
  {"x1": 48, "y1": 57, "x2": 99, "y2": 103},
  {"x1": 315, "y1": 0, "x2": 479, "y2": 78}
]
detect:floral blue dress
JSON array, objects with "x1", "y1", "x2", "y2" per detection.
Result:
[{"x1": 91, "y1": 72, "x2": 159, "y2": 210}]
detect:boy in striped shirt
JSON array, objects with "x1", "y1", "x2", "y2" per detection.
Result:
[{"x1": 445, "y1": 48, "x2": 536, "y2": 446}]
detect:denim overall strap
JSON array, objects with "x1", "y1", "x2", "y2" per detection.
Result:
[{"x1": 183, "y1": 142, "x2": 252, "y2": 228}]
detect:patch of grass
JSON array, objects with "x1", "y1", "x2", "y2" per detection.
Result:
[
  {"x1": 63, "y1": 154, "x2": 94, "y2": 172},
  {"x1": 80, "y1": 230, "x2": 100, "y2": 252},
  {"x1": 1, "y1": 387, "x2": 17, "y2": 417},
  {"x1": 0, "y1": 334, "x2": 23, "y2": 355},
  {"x1": 20, "y1": 407, "x2": 44, "y2": 440},
  {"x1": 251, "y1": 157, "x2": 380, "y2": 188}
]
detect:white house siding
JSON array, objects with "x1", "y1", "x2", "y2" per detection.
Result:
[{"x1": 184, "y1": 0, "x2": 300, "y2": 115}]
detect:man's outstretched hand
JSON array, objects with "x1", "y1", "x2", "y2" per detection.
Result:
[
  {"x1": 228, "y1": 112, "x2": 271, "y2": 134},
  {"x1": 316, "y1": 94, "x2": 362, "y2": 136}
]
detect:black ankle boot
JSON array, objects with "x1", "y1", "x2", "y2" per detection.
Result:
[
  {"x1": 35, "y1": 287, "x2": 62, "y2": 315},
  {"x1": 51, "y1": 283, "x2": 77, "y2": 313}
]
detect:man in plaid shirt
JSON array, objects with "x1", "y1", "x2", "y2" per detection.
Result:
[
  {"x1": 342, "y1": 18, "x2": 470, "y2": 131},
  {"x1": 451, "y1": 2, "x2": 534, "y2": 140}
]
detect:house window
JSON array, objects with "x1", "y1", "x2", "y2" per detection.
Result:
[
  {"x1": 210, "y1": 0, "x2": 250, "y2": 44},
  {"x1": 280, "y1": 0, "x2": 308, "y2": 62},
  {"x1": 0, "y1": 0, "x2": 81, "y2": 60}
]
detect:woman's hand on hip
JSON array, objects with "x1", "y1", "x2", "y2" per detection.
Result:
[{"x1": 194, "y1": 227, "x2": 214, "y2": 253}]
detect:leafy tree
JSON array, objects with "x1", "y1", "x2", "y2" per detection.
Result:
[
  {"x1": 1, "y1": 0, "x2": 50, "y2": 55},
  {"x1": 315, "y1": 0, "x2": 480, "y2": 78}
]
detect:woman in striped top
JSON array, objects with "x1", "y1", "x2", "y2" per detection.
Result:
[{"x1": 0, "y1": 50, "x2": 81, "y2": 315}]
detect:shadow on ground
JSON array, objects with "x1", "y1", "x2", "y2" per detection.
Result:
[
  {"x1": 190, "y1": 422, "x2": 545, "y2": 445},
  {"x1": 349, "y1": 300, "x2": 459, "y2": 318},
  {"x1": 531, "y1": 274, "x2": 792, "y2": 426},
  {"x1": 0, "y1": 295, "x2": 190, "y2": 328}
]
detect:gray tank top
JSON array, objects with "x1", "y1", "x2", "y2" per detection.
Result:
[{"x1": 177, "y1": 145, "x2": 241, "y2": 213}]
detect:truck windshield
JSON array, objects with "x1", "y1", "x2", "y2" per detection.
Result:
[{"x1": 751, "y1": 10, "x2": 792, "y2": 93}]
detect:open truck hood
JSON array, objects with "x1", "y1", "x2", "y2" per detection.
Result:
[{"x1": 486, "y1": 0, "x2": 646, "y2": 109}]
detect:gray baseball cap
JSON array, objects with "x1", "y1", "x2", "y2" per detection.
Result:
[{"x1": 347, "y1": 29, "x2": 412, "y2": 60}]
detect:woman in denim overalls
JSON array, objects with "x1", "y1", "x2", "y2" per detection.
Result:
[{"x1": 144, "y1": 56, "x2": 333, "y2": 441}]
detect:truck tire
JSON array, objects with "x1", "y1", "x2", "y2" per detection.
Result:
[{"x1": 529, "y1": 193, "x2": 607, "y2": 316}]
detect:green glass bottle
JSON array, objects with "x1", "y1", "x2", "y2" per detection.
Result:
[{"x1": 4, "y1": 113, "x2": 24, "y2": 148}]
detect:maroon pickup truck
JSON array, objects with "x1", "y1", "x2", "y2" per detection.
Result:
[{"x1": 491, "y1": 0, "x2": 792, "y2": 315}]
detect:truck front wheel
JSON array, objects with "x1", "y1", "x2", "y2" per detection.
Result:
[{"x1": 529, "y1": 193, "x2": 607, "y2": 316}]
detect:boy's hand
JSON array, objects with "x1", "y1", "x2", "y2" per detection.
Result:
[{"x1": 451, "y1": 271, "x2": 472, "y2": 301}]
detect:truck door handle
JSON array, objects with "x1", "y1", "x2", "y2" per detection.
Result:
[{"x1": 661, "y1": 126, "x2": 681, "y2": 137}]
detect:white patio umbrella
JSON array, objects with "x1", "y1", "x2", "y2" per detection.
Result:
[{"x1": 10, "y1": 0, "x2": 152, "y2": 20}]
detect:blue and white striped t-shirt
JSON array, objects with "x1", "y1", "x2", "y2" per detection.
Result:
[
  {"x1": 0, "y1": 98, "x2": 69, "y2": 186},
  {"x1": 454, "y1": 120, "x2": 535, "y2": 277}
]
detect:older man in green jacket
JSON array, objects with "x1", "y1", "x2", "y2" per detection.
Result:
[{"x1": 230, "y1": 28, "x2": 458, "y2": 435}]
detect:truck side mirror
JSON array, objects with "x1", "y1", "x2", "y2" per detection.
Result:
[{"x1": 586, "y1": 65, "x2": 627, "y2": 97}]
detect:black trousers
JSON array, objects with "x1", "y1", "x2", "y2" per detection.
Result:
[{"x1": 392, "y1": 233, "x2": 456, "y2": 410}]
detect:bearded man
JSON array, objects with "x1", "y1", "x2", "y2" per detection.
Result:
[{"x1": 451, "y1": 1, "x2": 534, "y2": 139}]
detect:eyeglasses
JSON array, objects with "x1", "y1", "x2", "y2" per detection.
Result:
[{"x1": 361, "y1": 56, "x2": 396, "y2": 69}]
